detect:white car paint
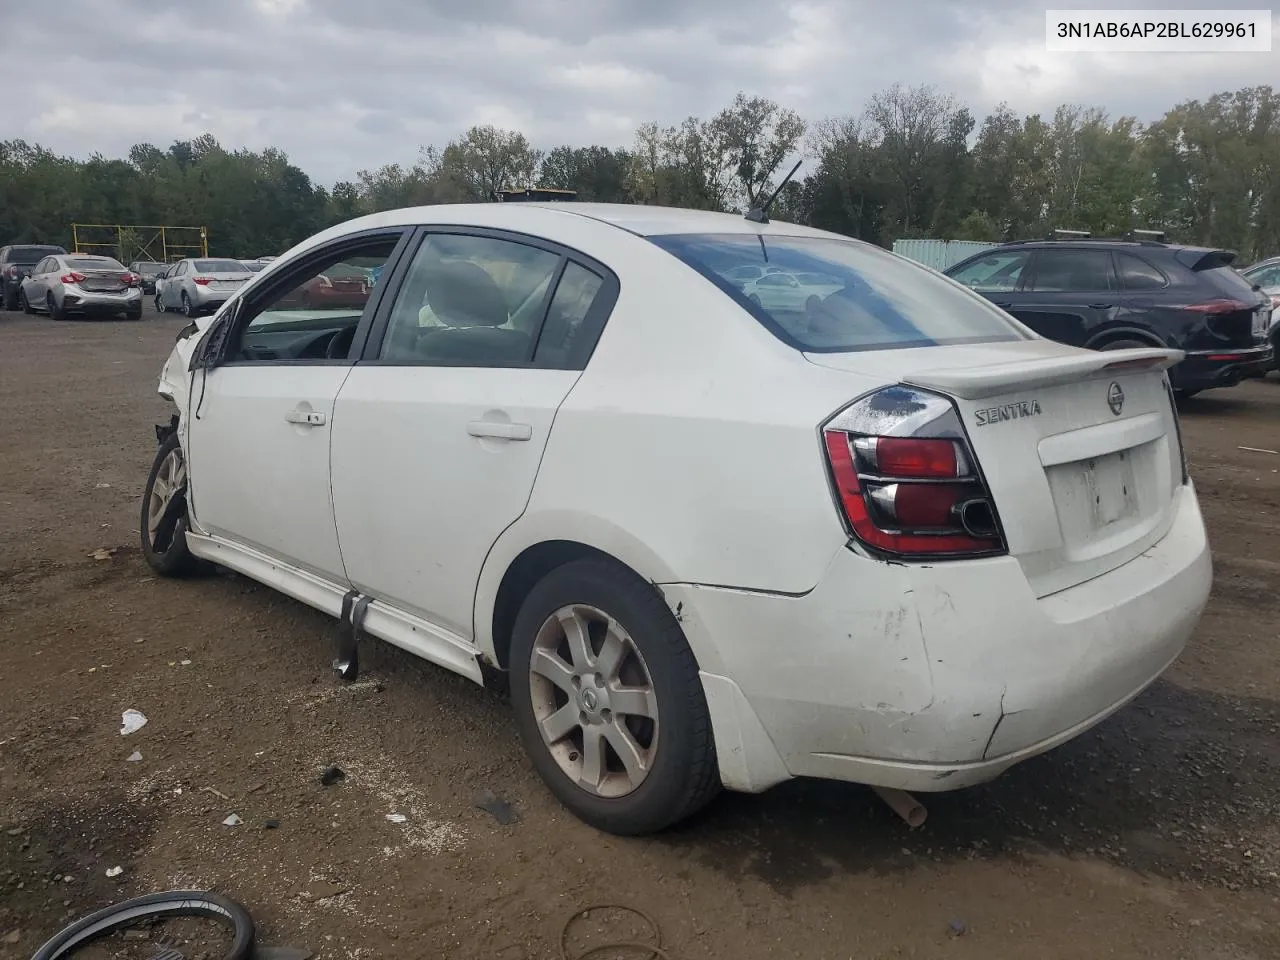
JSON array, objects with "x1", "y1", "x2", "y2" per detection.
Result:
[{"x1": 154, "y1": 202, "x2": 1212, "y2": 811}]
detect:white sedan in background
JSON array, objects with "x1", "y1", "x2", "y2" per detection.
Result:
[{"x1": 142, "y1": 202, "x2": 1212, "y2": 835}]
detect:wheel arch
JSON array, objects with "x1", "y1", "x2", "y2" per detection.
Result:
[
  {"x1": 1084, "y1": 326, "x2": 1169, "y2": 350},
  {"x1": 475, "y1": 513, "x2": 684, "y2": 674}
]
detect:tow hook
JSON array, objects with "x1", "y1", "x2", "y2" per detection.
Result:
[{"x1": 334, "y1": 590, "x2": 372, "y2": 682}]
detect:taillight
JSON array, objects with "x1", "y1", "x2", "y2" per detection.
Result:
[
  {"x1": 1183, "y1": 298, "x2": 1251, "y2": 314},
  {"x1": 1270, "y1": 294, "x2": 1280, "y2": 311},
  {"x1": 59, "y1": 272, "x2": 86, "y2": 284},
  {"x1": 122, "y1": 272, "x2": 139, "y2": 286},
  {"x1": 192, "y1": 276, "x2": 212, "y2": 286},
  {"x1": 6, "y1": 266, "x2": 18, "y2": 278},
  {"x1": 821, "y1": 385, "x2": 1005, "y2": 560}
]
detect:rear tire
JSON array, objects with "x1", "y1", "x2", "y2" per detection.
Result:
[
  {"x1": 509, "y1": 558, "x2": 720, "y2": 835},
  {"x1": 2, "y1": 284, "x2": 16, "y2": 311},
  {"x1": 47, "y1": 293, "x2": 67, "y2": 321},
  {"x1": 181, "y1": 292, "x2": 194, "y2": 317},
  {"x1": 139, "y1": 432, "x2": 206, "y2": 577},
  {"x1": 126, "y1": 305, "x2": 142, "y2": 321}
]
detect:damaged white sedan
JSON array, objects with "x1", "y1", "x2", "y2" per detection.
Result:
[{"x1": 143, "y1": 202, "x2": 1213, "y2": 835}]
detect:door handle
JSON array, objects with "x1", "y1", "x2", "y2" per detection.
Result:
[
  {"x1": 285, "y1": 410, "x2": 326, "y2": 426},
  {"x1": 467, "y1": 420, "x2": 532, "y2": 441}
]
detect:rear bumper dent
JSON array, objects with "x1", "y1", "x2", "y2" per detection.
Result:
[{"x1": 676, "y1": 483, "x2": 1211, "y2": 794}]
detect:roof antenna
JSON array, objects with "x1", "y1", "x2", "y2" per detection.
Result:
[{"x1": 744, "y1": 159, "x2": 802, "y2": 225}]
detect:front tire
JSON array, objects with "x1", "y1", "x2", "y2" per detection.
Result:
[
  {"x1": 139, "y1": 431, "x2": 204, "y2": 577},
  {"x1": 509, "y1": 558, "x2": 720, "y2": 835},
  {"x1": 155, "y1": 294, "x2": 166, "y2": 313},
  {"x1": 18, "y1": 289, "x2": 32, "y2": 314}
]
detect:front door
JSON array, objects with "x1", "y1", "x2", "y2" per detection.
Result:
[
  {"x1": 184, "y1": 232, "x2": 408, "y2": 584},
  {"x1": 330, "y1": 230, "x2": 617, "y2": 639}
]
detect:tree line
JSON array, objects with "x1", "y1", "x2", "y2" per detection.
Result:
[{"x1": 2, "y1": 84, "x2": 1277, "y2": 262}]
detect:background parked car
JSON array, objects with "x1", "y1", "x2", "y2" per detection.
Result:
[
  {"x1": 945, "y1": 236, "x2": 1274, "y2": 395},
  {"x1": 127, "y1": 260, "x2": 168, "y2": 295},
  {"x1": 157, "y1": 258, "x2": 254, "y2": 316},
  {"x1": 273, "y1": 261, "x2": 373, "y2": 310},
  {"x1": 18, "y1": 253, "x2": 142, "y2": 320},
  {"x1": 740, "y1": 270, "x2": 845, "y2": 312},
  {"x1": 1239, "y1": 257, "x2": 1280, "y2": 372},
  {"x1": 1, "y1": 243, "x2": 67, "y2": 310}
]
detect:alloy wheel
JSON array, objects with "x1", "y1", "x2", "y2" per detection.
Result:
[
  {"x1": 146, "y1": 446, "x2": 186, "y2": 546},
  {"x1": 527, "y1": 604, "x2": 660, "y2": 798}
]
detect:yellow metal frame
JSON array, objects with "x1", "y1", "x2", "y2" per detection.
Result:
[{"x1": 70, "y1": 224, "x2": 209, "y2": 263}]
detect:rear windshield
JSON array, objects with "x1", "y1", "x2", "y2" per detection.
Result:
[
  {"x1": 242, "y1": 261, "x2": 267, "y2": 272},
  {"x1": 135, "y1": 262, "x2": 165, "y2": 274},
  {"x1": 9, "y1": 245, "x2": 63, "y2": 263},
  {"x1": 194, "y1": 259, "x2": 250, "y2": 273},
  {"x1": 68, "y1": 256, "x2": 125, "y2": 270},
  {"x1": 649, "y1": 233, "x2": 1028, "y2": 353},
  {"x1": 1203, "y1": 264, "x2": 1262, "y2": 299}
]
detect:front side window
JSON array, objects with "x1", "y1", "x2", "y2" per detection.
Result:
[
  {"x1": 231, "y1": 238, "x2": 400, "y2": 362},
  {"x1": 946, "y1": 250, "x2": 1029, "y2": 293},
  {"x1": 380, "y1": 233, "x2": 563, "y2": 365},
  {"x1": 651, "y1": 233, "x2": 1028, "y2": 353}
]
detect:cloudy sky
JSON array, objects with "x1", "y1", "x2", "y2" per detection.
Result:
[{"x1": 2, "y1": 0, "x2": 1276, "y2": 187}]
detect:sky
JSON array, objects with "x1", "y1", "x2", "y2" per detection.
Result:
[{"x1": 1, "y1": 0, "x2": 1276, "y2": 188}]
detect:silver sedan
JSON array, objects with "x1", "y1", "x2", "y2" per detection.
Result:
[
  {"x1": 157, "y1": 258, "x2": 254, "y2": 316},
  {"x1": 18, "y1": 254, "x2": 143, "y2": 320}
]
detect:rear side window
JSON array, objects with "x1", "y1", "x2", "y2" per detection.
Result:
[
  {"x1": 1116, "y1": 253, "x2": 1168, "y2": 290},
  {"x1": 1244, "y1": 264, "x2": 1280, "y2": 288},
  {"x1": 1025, "y1": 250, "x2": 1115, "y2": 292},
  {"x1": 651, "y1": 233, "x2": 1027, "y2": 353}
]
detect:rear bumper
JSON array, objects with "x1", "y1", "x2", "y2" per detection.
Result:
[
  {"x1": 667, "y1": 483, "x2": 1211, "y2": 794},
  {"x1": 60, "y1": 288, "x2": 142, "y2": 314},
  {"x1": 1176, "y1": 346, "x2": 1274, "y2": 390}
]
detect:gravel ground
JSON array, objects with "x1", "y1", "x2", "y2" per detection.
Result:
[{"x1": 1, "y1": 304, "x2": 1278, "y2": 960}]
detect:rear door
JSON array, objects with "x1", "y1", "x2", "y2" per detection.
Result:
[
  {"x1": 329, "y1": 228, "x2": 618, "y2": 639},
  {"x1": 1010, "y1": 248, "x2": 1118, "y2": 346}
]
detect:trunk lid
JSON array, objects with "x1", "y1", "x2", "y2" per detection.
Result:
[
  {"x1": 78, "y1": 269, "x2": 130, "y2": 293},
  {"x1": 806, "y1": 341, "x2": 1186, "y2": 597}
]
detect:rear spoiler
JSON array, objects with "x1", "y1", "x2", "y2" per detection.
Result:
[
  {"x1": 904, "y1": 348, "x2": 1184, "y2": 401},
  {"x1": 1175, "y1": 247, "x2": 1238, "y2": 271}
]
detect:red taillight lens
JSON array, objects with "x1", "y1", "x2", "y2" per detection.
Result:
[
  {"x1": 59, "y1": 272, "x2": 86, "y2": 284},
  {"x1": 6, "y1": 266, "x2": 18, "y2": 278},
  {"x1": 822, "y1": 386, "x2": 1004, "y2": 560},
  {"x1": 122, "y1": 272, "x2": 139, "y2": 286},
  {"x1": 1183, "y1": 298, "x2": 1251, "y2": 314},
  {"x1": 193, "y1": 276, "x2": 212, "y2": 286},
  {"x1": 1270, "y1": 295, "x2": 1280, "y2": 311}
]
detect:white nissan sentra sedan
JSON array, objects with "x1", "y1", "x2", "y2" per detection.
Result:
[{"x1": 142, "y1": 203, "x2": 1213, "y2": 835}]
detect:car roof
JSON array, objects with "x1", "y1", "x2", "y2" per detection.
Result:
[{"x1": 326, "y1": 201, "x2": 840, "y2": 241}]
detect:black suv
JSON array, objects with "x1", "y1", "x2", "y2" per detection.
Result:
[
  {"x1": 1, "y1": 243, "x2": 69, "y2": 310},
  {"x1": 944, "y1": 235, "x2": 1274, "y2": 395}
]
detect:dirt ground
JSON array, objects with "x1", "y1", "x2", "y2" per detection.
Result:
[{"x1": 1, "y1": 304, "x2": 1278, "y2": 960}]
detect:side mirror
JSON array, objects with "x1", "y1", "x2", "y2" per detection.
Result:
[{"x1": 190, "y1": 301, "x2": 239, "y2": 371}]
